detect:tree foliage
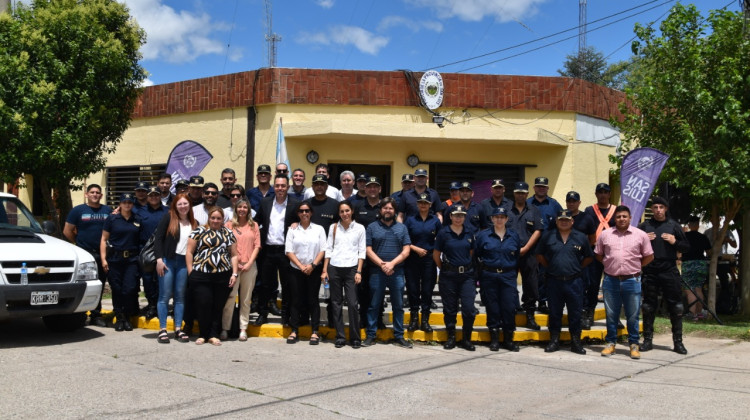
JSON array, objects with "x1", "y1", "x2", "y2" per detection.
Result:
[
  {"x1": 557, "y1": 46, "x2": 630, "y2": 89},
  {"x1": 614, "y1": 4, "x2": 750, "y2": 311},
  {"x1": 0, "y1": 0, "x2": 146, "y2": 221}
]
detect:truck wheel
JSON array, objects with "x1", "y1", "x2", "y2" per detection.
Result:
[{"x1": 42, "y1": 313, "x2": 87, "y2": 332}]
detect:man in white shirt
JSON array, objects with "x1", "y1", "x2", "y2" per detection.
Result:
[{"x1": 303, "y1": 163, "x2": 341, "y2": 201}]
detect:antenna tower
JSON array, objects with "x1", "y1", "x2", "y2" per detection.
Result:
[
  {"x1": 578, "y1": 0, "x2": 587, "y2": 53},
  {"x1": 264, "y1": 0, "x2": 281, "y2": 67}
]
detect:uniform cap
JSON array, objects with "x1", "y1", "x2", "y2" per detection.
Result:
[
  {"x1": 595, "y1": 183, "x2": 611, "y2": 192},
  {"x1": 401, "y1": 173, "x2": 415, "y2": 182},
  {"x1": 491, "y1": 207, "x2": 508, "y2": 217},
  {"x1": 534, "y1": 177, "x2": 549, "y2": 186},
  {"x1": 120, "y1": 193, "x2": 135, "y2": 203},
  {"x1": 459, "y1": 181, "x2": 472, "y2": 191},
  {"x1": 491, "y1": 179, "x2": 505, "y2": 188},
  {"x1": 513, "y1": 181, "x2": 529, "y2": 193},
  {"x1": 134, "y1": 181, "x2": 150, "y2": 191},
  {"x1": 449, "y1": 181, "x2": 461, "y2": 190},
  {"x1": 416, "y1": 193, "x2": 431, "y2": 203},
  {"x1": 651, "y1": 196, "x2": 669, "y2": 207},
  {"x1": 366, "y1": 176, "x2": 381, "y2": 186},
  {"x1": 256, "y1": 164, "x2": 272, "y2": 174},
  {"x1": 189, "y1": 176, "x2": 204, "y2": 187},
  {"x1": 414, "y1": 168, "x2": 428, "y2": 177},
  {"x1": 566, "y1": 191, "x2": 580, "y2": 201},
  {"x1": 450, "y1": 205, "x2": 467, "y2": 215},
  {"x1": 175, "y1": 179, "x2": 190, "y2": 188},
  {"x1": 357, "y1": 173, "x2": 369, "y2": 182},
  {"x1": 557, "y1": 210, "x2": 573, "y2": 220},
  {"x1": 147, "y1": 186, "x2": 160, "y2": 195},
  {"x1": 312, "y1": 174, "x2": 328, "y2": 183}
]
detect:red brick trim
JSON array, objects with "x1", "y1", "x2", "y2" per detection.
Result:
[{"x1": 133, "y1": 68, "x2": 625, "y2": 121}]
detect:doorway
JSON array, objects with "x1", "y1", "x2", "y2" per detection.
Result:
[{"x1": 328, "y1": 164, "x2": 392, "y2": 196}]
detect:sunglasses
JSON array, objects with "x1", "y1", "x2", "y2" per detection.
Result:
[
  {"x1": 230, "y1": 193, "x2": 242, "y2": 198},
  {"x1": 204, "y1": 191, "x2": 218, "y2": 196},
  {"x1": 298, "y1": 209, "x2": 311, "y2": 213},
  {"x1": 277, "y1": 169, "x2": 289, "y2": 174}
]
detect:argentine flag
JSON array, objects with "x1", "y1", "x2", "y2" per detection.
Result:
[{"x1": 276, "y1": 118, "x2": 290, "y2": 174}]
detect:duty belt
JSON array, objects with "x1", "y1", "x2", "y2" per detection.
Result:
[
  {"x1": 442, "y1": 263, "x2": 472, "y2": 274},
  {"x1": 480, "y1": 264, "x2": 516, "y2": 273},
  {"x1": 606, "y1": 272, "x2": 641, "y2": 281},
  {"x1": 113, "y1": 249, "x2": 139, "y2": 258},
  {"x1": 545, "y1": 272, "x2": 581, "y2": 281}
]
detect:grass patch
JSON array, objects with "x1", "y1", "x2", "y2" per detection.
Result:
[{"x1": 654, "y1": 314, "x2": 750, "y2": 341}]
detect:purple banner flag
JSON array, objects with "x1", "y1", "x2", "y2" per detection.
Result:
[
  {"x1": 620, "y1": 147, "x2": 669, "y2": 225},
  {"x1": 165, "y1": 140, "x2": 213, "y2": 194}
]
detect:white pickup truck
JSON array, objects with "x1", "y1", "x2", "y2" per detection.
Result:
[{"x1": 0, "y1": 192, "x2": 102, "y2": 331}]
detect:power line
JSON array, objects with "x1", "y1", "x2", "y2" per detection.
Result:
[{"x1": 427, "y1": 0, "x2": 673, "y2": 72}]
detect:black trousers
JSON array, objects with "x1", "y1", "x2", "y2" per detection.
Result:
[
  {"x1": 480, "y1": 271, "x2": 518, "y2": 332},
  {"x1": 642, "y1": 264, "x2": 684, "y2": 336},
  {"x1": 289, "y1": 265, "x2": 323, "y2": 331},
  {"x1": 519, "y1": 254, "x2": 540, "y2": 312},
  {"x1": 547, "y1": 276, "x2": 584, "y2": 337},
  {"x1": 405, "y1": 253, "x2": 436, "y2": 314},
  {"x1": 329, "y1": 265, "x2": 360, "y2": 341},
  {"x1": 107, "y1": 257, "x2": 139, "y2": 316},
  {"x1": 583, "y1": 259, "x2": 604, "y2": 312},
  {"x1": 439, "y1": 271, "x2": 476, "y2": 335},
  {"x1": 257, "y1": 246, "x2": 292, "y2": 317},
  {"x1": 190, "y1": 271, "x2": 232, "y2": 340}
]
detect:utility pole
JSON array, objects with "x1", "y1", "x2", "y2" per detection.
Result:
[{"x1": 578, "y1": 0, "x2": 587, "y2": 54}]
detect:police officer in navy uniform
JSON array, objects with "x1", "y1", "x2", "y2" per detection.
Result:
[
  {"x1": 100, "y1": 193, "x2": 143, "y2": 332},
  {"x1": 397, "y1": 168, "x2": 441, "y2": 223},
  {"x1": 441, "y1": 182, "x2": 481, "y2": 234},
  {"x1": 565, "y1": 191, "x2": 597, "y2": 329},
  {"x1": 390, "y1": 173, "x2": 414, "y2": 208},
  {"x1": 528, "y1": 176, "x2": 563, "y2": 314},
  {"x1": 536, "y1": 210, "x2": 594, "y2": 354},
  {"x1": 476, "y1": 207, "x2": 521, "y2": 351},
  {"x1": 638, "y1": 196, "x2": 690, "y2": 354},
  {"x1": 404, "y1": 193, "x2": 442, "y2": 333},
  {"x1": 135, "y1": 186, "x2": 169, "y2": 320},
  {"x1": 434, "y1": 205, "x2": 477, "y2": 351},
  {"x1": 133, "y1": 181, "x2": 150, "y2": 210},
  {"x1": 479, "y1": 179, "x2": 513, "y2": 230},
  {"x1": 436, "y1": 181, "x2": 460, "y2": 217},
  {"x1": 508, "y1": 181, "x2": 544, "y2": 330}
]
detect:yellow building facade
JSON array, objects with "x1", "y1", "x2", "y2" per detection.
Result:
[{"x1": 81, "y1": 68, "x2": 624, "y2": 206}]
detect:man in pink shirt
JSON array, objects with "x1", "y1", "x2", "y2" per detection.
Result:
[{"x1": 594, "y1": 205, "x2": 654, "y2": 359}]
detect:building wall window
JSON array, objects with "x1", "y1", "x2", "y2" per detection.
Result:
[{"x1": 106, "y1": 164, "x2": 166, "y2": 206}]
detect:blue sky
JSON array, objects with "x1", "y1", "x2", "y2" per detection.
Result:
[{"x1": 120, "y1": 0, "x2": 740, "y2": 87}]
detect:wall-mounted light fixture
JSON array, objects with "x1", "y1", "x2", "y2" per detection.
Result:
[{"x1": 432, "y1": 115, "x2": 445, "y2": 128}]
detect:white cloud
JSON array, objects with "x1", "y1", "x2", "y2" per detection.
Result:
[
  {"x1": 298, "y1": 25, "x2": 388, "y2": 55},
  {"x1": 378, "y1": 16, "x2": 444, "y2": 33},
  {"x1": 406, "y1": 0, "x2": 547, "y2": 23},
  {"x1": 316, "y1": 0, "x2": 335, "y2": 8},
  {"x1": 141, "y1": 78, "x2": 155, "y2": 87},
  {"x1": 123, "y1": 0, "x2": 238, "y2": 63}
]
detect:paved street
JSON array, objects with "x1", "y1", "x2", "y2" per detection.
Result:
[{"x1": 1, "y1": 317, "x2": 749, "y2": 419}]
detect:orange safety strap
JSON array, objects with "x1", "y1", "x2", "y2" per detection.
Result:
[{"x1": 593, "y1": 205, "x2": 616, "y2": 240}]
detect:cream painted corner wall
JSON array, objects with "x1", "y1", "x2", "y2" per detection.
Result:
[{"x1": 83, "y1": 108, "x2": 249, "y2": 205}]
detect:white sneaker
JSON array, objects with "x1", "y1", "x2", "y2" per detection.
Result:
[
  {"x1": 219, "y1": 330, "x2": 228, "y2": 341},
  {"x1": 239, "y1": 331, "x2": 248, "y2": 341}
]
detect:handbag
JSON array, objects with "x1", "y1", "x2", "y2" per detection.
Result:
[{"x1": 138, "y1": 233, "x2": 157, "y2": 273}]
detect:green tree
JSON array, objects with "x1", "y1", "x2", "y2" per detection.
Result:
[
  {"x1": 614, "y1": 4, "x2": 750, "y2": 313},
  {"x1": 557, "y1": 46, "x2": 630, "y2": 89},
  {"x1": 0, "y1": 0, "x2": 146, "y2": 223}
]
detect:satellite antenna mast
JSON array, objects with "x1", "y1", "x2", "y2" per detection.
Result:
[
  {"x1": 579, "y1": 0, "x2": 587, "y2": 53},
  {"x1": 264, "y1": 0, "x2": 281, "y2": 67}
]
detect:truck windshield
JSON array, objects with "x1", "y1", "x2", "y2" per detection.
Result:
[{"x1": 0, "y1": 196, "x2": 43, "y2": 233}]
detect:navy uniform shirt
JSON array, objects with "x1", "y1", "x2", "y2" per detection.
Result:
[
  {"x1": 536, "y1": 229, "x2": 593, "y2": 277},
  {"x1": 390, "y1": 190, "x2": 407, "y2": 208},
  {"x1": 571, "y1": 211, "x2": 596, "y2": 237},
  {"x1": 398, "y1": 187, "x2": 441, "y2": 220},
  {"x1": 507, "y1": 204, "x2": 543, "y2": 247},
  {"x1": 475, "y1": 228, "x2": 521, "y2": 270},
  {"x1": 404, "y1": 213, "x2": 441, "y2": 252},
  {"x1": 478, "y1": 196, "x2": 513, "y2": 230},
  {"x1": 434, "y1": 225, "x2": 475, "y2": 267},
  {"x1": 366, "y1": 220, "x2": 411, "y2": 268},
  {"x1": 528, "y1": 196, "x2": 563, "y2": 230},
  {"x1": 352, "y1": 199, "x2": 381, "y2": 227},
  {"x1": 103, "y1": 213, "x2": 142, "y2": 253},
  {"x1": 638, "y1": 217, "x2": 690, "y2": 267},
  {"x1": 247, "y1": 186, "x2": 274, "y2": 211},
  {"x1": 65, "y1": 204, "x2": 112, "y2": 253},
  {"x1": 135, "y1": 204, "x2": 168, "y2": 245},
  {"x1": 442, "y1": 201, "x2": 482, "y2": 235},
  {"x1": 309, "y1": 196, "x2": 339, "y2": 233}
]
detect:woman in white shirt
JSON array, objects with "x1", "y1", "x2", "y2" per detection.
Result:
[
  {"x1": 285, "y1": 201, "x2": 327, "y2": 344},
  {"x1": 321, "y1": 201, "x2": 366, "y2": 349}
]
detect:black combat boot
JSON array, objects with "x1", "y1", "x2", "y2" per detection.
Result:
[
  {"x1": 114, "y1": 313, "x2": 125, "y2": 332},
  {"x1": 420, "y1": 312, "x2": 433, "y2": 333},
  {"x1": 443, "y1": 327, "x2": 456, "y2": 349},
  {"x1": 545, "y1": 333, "x2": 560, "y2": 353},
  {"x1": 640, "y1": 332, "x2": 654, "y2": 352},
  {"x1": 570, "y1": 335, "x2": 586, "y2": 355},
  {"x1": 671, "y1": 314, "x2": 687, "y2": 354},
  {"x1": 581, "y1": 309, "x2": 592, "y2": 330},
  {"x1": 407, "y1": 311, "x2": 419, "y2": 331},
  {"x1": 489, "y1": 328, "x2": 500, "y2": 351},
  {"x1": 501, "y1": 330, "x2": 519, "y2": 352},
  {"x1": 459, "y1": 326, "x2": 475, "y2": 351},
  {"x1": 526, "y1": 311, "x2": 541, "y2": 330}
]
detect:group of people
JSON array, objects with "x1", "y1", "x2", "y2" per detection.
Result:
[{"x1": 62, "y1": 163, "x2": 699, "y2": 357}]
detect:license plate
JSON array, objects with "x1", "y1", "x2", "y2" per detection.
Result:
[{"x1": 30, "y1": 291, "x2": 59, "y2": 305}]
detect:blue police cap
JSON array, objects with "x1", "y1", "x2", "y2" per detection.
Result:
[{"x1": 491, "y1": 207, "x2": 508, "y2": 217}]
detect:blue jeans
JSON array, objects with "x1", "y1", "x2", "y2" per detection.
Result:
[
  {"x1": 367, "y1": 268, "x2": 405, "y2": 339},
  {"x1": 157, "y1": 256, "x2": 188, "y2": 330},
  {"x1": 602, "y1": 274, "x2": 641, "y2": 344}
]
